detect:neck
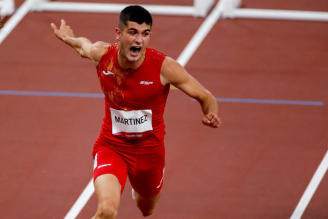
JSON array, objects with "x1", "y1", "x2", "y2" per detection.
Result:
[{"x1": 117, "y1": 50, "x2": 145, "y2": 71}]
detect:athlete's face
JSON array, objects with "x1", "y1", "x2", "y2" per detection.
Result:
[{"x1": 116, "y1": 21, "x2": 151, "y2": 63}]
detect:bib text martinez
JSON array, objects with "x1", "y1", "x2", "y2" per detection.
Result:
[{"x1": 114, "y1": 115, "x2": 148, "y2": 126}]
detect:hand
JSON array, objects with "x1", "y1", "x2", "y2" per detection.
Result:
[
  {"x1": 202, "y1": 112, "x2": 221, "y2": 128},
  {"x1": 50, "y1": 19, "x2": 75, "y2": 42}
]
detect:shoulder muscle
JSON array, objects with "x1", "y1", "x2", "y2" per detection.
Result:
[
  {"x1": 160, "y1": 56, "x2": 190, "y2": 87},
  {"x1": 160, "y1": 56, "x2": 211, "y2": 101},
  {"x1": 90, "y1": 41, "x2": 110, "y2": 64}
]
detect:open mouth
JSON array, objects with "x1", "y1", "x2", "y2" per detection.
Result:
[{"x1": 130, "y1": 46, "x2": 142, "y2": 57}]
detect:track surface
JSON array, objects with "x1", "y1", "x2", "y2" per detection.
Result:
[{"x1": 1, "y1": 0, "x2": 328, "y2": 218}]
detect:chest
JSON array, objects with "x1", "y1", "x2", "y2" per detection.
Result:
[{"x1": 98, "y1": 62, "x2": 164, "y2": 108}]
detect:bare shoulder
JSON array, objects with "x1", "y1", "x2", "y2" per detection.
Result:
[
  {"x1": 161, "y1": 56, "x2": 179, "y2": 71},
  {"x1": 90, "y1": 41, "x2": 110, "y2": 64},
  {"x1": 160, "y1": 56, "x2": 189, "y2": 86}
]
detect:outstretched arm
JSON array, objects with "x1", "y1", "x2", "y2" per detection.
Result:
[
  {"x1": 50, "y1": 19, "x2": 109, "y2": 64},
  {"x1": 160, "y1": 57, "x2": 221, "y2": 128}
]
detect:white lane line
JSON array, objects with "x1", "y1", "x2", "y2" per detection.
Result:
[
  {"x1": 290, "y1": 150, "x2": 328, "y2": 219},
  {"x1": 64, "y1": 179, "x2": 94, "y2": 219},
  {"x1": 63, "y1": 1, "x2": 226, "y2": 218}
]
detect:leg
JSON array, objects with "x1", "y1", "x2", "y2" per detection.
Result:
[
  {"x1": 134, "y1": 190, "x2": 161, "y2": 217},
  {"x1": 92, "y1": 174, "x2": 121, "y2": 219},
  {"x1": 129, "y1": 144, "x2": 165, "y2": 217},
  {"x1": 92, "y1": 145, "x2": 128, "y2": 219}
]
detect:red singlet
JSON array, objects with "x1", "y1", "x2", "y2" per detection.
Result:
[{"x1": 93, "y1": 44, "x2": 169, "y2": 196}]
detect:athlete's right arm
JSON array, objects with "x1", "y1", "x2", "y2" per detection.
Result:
[{"x1": 51, "y1": 19, "x2": 109, "y2": 64}]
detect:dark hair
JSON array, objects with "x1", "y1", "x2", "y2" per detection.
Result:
[{"x1": 119, "y1": 5, "x2": 153, "y2": 29}]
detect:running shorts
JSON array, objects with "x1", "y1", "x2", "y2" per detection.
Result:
[{"x1": 93, "y1": 136, "x2": 165, "y2": 197}]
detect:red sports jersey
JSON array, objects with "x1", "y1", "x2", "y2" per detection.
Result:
[{"x1": 95, "y1": 43, "x2": 170, "y2": 146}]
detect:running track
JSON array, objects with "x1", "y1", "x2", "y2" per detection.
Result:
[{"x1": 1, "y1": 0, "x2": 328, "y2": 218}]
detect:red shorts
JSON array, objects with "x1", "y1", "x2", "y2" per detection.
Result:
[{"x1": 93, "y1": 136, "x2": 165, "y2": 197}]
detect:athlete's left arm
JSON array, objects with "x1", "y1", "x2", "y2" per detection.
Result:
[{"x1": 160, "y1": 57, "x2": 221, "y2": 128}]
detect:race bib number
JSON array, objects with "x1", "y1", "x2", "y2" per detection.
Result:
[{"x1": 110, "y1": 108, "x2": 153, "y2": 135}]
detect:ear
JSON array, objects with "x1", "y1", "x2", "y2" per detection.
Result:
[{"x1": 115, "y1": 27, "x2": 121, "y2": 41}]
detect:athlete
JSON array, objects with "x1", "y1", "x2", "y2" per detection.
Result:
[{"x1": 51, "y1": 5, "x2": 221, "y2": 219}]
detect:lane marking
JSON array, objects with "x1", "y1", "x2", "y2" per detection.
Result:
[
  {"x1": 216, "y1": 97, "x2": 324, "y2": 106},
  {"x1": 64, "y1": 179, "x2": 94, "y2": 219},
  {"x1": 290, "y1": 150, "x2": 328, "y2": 219},
  {"x1": 0, "y1": 90, "x2": 324, "y2": 106},
  {"x1": 0, "y1": 90, "x2": 104, "y2": 98}
]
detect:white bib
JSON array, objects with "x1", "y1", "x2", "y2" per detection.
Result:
[{"x1": 110, "y1": 108, "x2": 153, "y2": 135}]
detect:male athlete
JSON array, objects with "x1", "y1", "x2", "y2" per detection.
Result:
[{"x1": 51, "y1": 5, "x2": 221, "y2": 219}]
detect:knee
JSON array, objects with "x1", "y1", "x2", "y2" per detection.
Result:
[
  {"x1": 136, "y1": 197, "x2": 157, "y2": 217},
  {"x1": 95, "y1": 201, "x2": 118, "y2": 219},
  {"x1": 141, "y1": 209, "x2": 153, "y2": 217},
  {"x1": 138, "y1": 205, "x2": 153, "y2": 217}
]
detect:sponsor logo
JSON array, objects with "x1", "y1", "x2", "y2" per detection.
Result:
[
  {"x1": 97, "y1": 164, "x2": 112, "y2": 169},
  {"x1": 103, "y1": 70, "x2": 115, "y2": 75},
  {"x1": 140, "y1": 81, "x2": 154, "y2": 85}
]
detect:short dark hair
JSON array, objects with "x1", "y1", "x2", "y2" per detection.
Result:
[{"x1": 119, "y1": 5, "x2": 153, "y2": 29}]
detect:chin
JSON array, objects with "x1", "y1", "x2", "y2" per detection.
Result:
[{"x1": 127, "y1": 55, "x2": 141, "y2": 62}]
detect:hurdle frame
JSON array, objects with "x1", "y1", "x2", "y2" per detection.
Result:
[
  {"x1": 0, "y1": 0, "x2": 215, "y2": 44},
  {"x1": 0, "y1": 0, "x2": 15, "y2": 16},
  {"x1": 1, "y1": 0, "x2": 328, "y2": 45},
  {"x1": 222, "y1": 0, "x2": 328, "y2": 22}
]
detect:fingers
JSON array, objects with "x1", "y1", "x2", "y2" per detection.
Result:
[
  {"x1": 51, "y1": 19, "x2": 71, "y2": 40},
  {"x1": 50, "y1": 22, "x2": 56, "y2": 30},
  {"x1": 61, "y1": 19, "x2": 66, "y2": 27},
  {"x1": 50, "y1": 19, "x2": 66, "y2": 31},
  {"x1": 202, "y1": 113, "x2": 221, "y2": 128},
  {"x1": 50, "y1": 22, "x2": 61, "y2": 40}
]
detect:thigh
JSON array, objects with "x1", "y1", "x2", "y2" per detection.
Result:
[
  {"x1": 93, "y1": 146, "x2": 128, "y2": 194},
  {"x1": 129, "y1": 145, "x2": 165, "y2": 198},
  {"x1": 94, "y1": 174, "x2": 121, "y2": 212}
]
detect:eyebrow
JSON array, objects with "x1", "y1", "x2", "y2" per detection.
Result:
[{"x1": 127, "y1": 27, "x2": 151, "y2": 33}]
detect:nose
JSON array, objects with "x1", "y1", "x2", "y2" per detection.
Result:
[{"x1": 135, "y1": 34, "x2": 142, "y2": 44}]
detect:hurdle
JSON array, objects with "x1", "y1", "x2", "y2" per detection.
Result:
[
  {"x1": 221, "y1": 0, "x2": 328, "y2": 22},
  {"x1": 0, "y1": 0, "x2": 216, "y2": 44},
  {"x1": 0, "y1": 0, "x2": 14, "y2": 17}
]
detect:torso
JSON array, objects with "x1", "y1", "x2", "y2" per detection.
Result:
[{"x1": 96, "y1": 43, "x2": 170, "y2": 145}]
